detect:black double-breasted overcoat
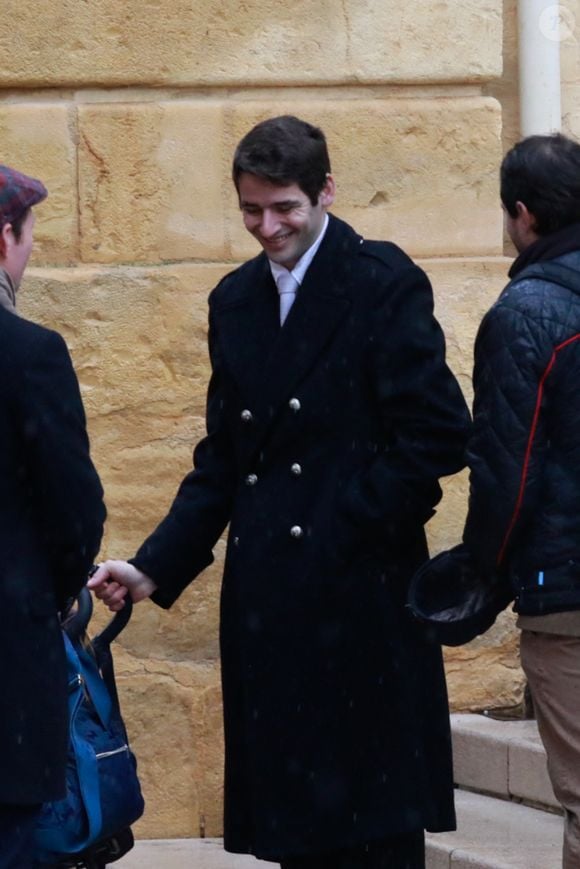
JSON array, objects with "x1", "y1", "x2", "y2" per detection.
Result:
[
  {"x1": 0, "y1": 304, "x2": 105, "y2": 804},
  {"x1": 133, "y1": 215, "x2": 470, "y2": 860}
]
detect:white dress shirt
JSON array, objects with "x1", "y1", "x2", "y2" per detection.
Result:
[{"x1": 269, "y1": 214, "x2": 329, "y2": 325}]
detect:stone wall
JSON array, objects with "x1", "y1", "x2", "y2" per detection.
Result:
[{"x1": 2, "y1": 0, "x2": 579, "y2": 839}]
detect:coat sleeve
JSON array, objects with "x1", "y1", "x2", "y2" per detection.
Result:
[
  {"x1": 462, "y1": 302, "x2": 553, "y2": 572},
  {"x1": 333, "y1": 264, "x2": 471, "y2": 560},
  {"x1": 133, "y1": 310, "x2": 237, "y2": 607},
  {"x1": 18, "y1": 329, "x2": 106, "y2": 607}
]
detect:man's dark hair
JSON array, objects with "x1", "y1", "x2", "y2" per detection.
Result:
[
  {"x1": 501, "y1": 133, "x2": 580, "y2": 235},
  {"x1": 232, "y1": 115, "x2": 331, "y2": 205}
]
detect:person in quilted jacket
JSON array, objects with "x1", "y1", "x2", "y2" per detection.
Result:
[{"x1": 463, "y1": 133, "x2": 580, "y2": 869}]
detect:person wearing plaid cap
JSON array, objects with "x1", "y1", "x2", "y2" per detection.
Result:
[
  {"x1": 0, "y1": 165, "x2": 106, "y2": 867},
  {"x1": 0, "y1": 165, "x2": 46, "y2": 310}
]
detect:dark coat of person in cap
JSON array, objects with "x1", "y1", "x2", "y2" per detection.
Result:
[
  {"x1": 90, "y1": 117, "x2": 470, "y2": 867},
  {"x1": 0, "y1": 165, "x2": 105, "y2": 863}
]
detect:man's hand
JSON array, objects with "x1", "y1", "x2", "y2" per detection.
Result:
[{"x1": 87, "y1": 560, "x2": 158, "y2": 612}]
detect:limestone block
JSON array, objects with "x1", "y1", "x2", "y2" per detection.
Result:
[
  {"x1": 0, "y1": 0, "x2": 501, "y2": 88},
  {"x1": 563, "y1": 83, "x2": 580, "y2": 141},
  {"x1": 20, "y1": 264, "x2": 231, "y2": 661},
  {"x1": 444, "y1": 612, "x2": 524, "y2": 712},
  {"x1": 426, "y1": 471, "x2": 469, "y2": 557},
  {"x1": 562, "y1": 1, "x2": 580, "y2": 140},
  {"x1": 110, "y1": 651, "x2": 223, "y2": 838},
  {"x1": 422, "y1": 256, "x2": 510, "y2": 403},
  {"x1": 347, "y1": 1, "x2": 502, "y2": 82},
  {"x1": 0, "y1": 104, "x2": 77, "y2": 263},
  {"x1": 227, "y1": 99, "x2": 503, "y2": 259},
  {"x1": 19, "y1": 263, "x2": 225, "y2": 422},
  {"x1": 193, "y1": 680, "x2": 227, "y2": 837},
  {"x1": 78, "y1": 104, "x2": 225, "y2": 263},
  {"x1": 483, "y1": 0, "x2": 520, "y2": 168}
]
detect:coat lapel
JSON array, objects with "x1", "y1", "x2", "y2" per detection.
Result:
[
  {"x1": 215, "y1": 216, "x2": 359, "y2": 457},
  {"x1": 260, "y1": 268, "x2": 351, "y2": 410},
  {"x1": 214, "y1": 256, "x2": 280, "y2": 404}
]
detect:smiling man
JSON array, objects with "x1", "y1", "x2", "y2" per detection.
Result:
[
  {"x1": 90, "y1": 116, "x2": 470, "y2": 869},
  {"x1": 236, "y1": 155, "x2": 334, "y2": 271}
]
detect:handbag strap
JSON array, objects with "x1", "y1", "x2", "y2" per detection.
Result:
[{"x1": 63, "y1": 632, "x2": 113, "y2": 732}]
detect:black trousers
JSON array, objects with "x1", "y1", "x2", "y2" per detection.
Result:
[
  {"x1": 279, "y1": 831, "x2": 425, "y2": 869},
  {"x1": 0, "y1": 803, "x2": 42, "y2": 869}
]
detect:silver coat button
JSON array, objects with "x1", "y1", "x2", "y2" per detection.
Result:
[
  {"x1": 289, "y1": 398, "x2": 301, "y2": 412},
  {"x1": 291, "y1": 463, "x2": 302, "y2": 476},
  {"x1": 241, "y1": 409, "x2": 253, "y2": 422},
  {"x1": 245, "y1": 473, "x2": 258, "y2": 486},
  {"x1": 233, "y1": 536, "x2": 240, "y2": 546},
  {"x1": 290, "y1": 525, "x2": 303, "y2": 539}
]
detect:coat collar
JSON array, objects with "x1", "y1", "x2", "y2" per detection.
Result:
[
  {"x1": 0, "y1": 267, "x2": 16, "y2": 313},
  {"x1": 214, "y1": 215, "x2": 360, "y2": 454},
  {"x1": 509, "y1": 221, "x2": 580, "y2": 278}
]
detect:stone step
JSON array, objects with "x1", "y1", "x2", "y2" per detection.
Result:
[
  {"x1": 451, "y1": 713, "x2": 559, "y2": 811},
  {"x1": 427, "y1": 789, "x2": 563, "y2": 868},
  {"x1": 115, "y1": 790, "x2": 565, "y2": 869},
  {"x1": 116, "y1": 715, "x2": 564, "y2": 868},
  {"x1": 116, "y1": 837, "x2": 273, "y2": 868}
]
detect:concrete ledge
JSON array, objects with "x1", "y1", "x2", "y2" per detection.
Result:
[
  {"x1": 427, "y1": 789, "x2": 563, "y2": 868},
  {"x1": 451, "y1": 713, "x2": 510, "y2": 798},
  {"x1": 451, "y1": 713, "x2": 559, "y2": 810},
  {"x1": 116, "y1": 787, "x2": 564, "y2": 868},
  {"x1": 117, "y1": 838, "x2": 273, "y2": 867}
]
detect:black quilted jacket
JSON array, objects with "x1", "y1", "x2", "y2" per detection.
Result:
[{"x1": 463, "y1": 249, "x2": 580, "y2": 614}]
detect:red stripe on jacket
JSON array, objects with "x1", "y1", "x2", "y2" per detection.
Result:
[{"x1": 497, "y1": 332, "x2": 580, "y2": 566}]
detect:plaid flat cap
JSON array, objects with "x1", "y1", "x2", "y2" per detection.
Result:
[{"x1": 0, "y1": 164, "x2": 47, "y2": 227}]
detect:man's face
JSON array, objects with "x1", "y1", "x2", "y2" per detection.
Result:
[
  {"x1": 2, "y1": 209, "x2": 35, "y2": 288},
  {"x1": 238, "y1": 172, "x2": 335, "y2": 270}
]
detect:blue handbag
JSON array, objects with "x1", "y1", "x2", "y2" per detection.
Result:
[{"x1": 34, "y1": 588, "x2": 145, "y2": 865}]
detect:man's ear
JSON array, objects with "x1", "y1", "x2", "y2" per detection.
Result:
[
  {"x1": 515, "y1": 201, "x2": 538, "y2": 234},
  {"x1": 319, "y1": 174, "x2": 336, "y2": 208},
  {"x1": 0, "y1": 223, "x2": 11, "y2": 259}
]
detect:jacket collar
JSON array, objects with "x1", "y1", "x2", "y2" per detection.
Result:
[
  {"x1": 0, "y1": 267, "x2": 16, "y2": 313},
  {"x1": 509, "y1": 221, "x2": 580, "y2": 278}
]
